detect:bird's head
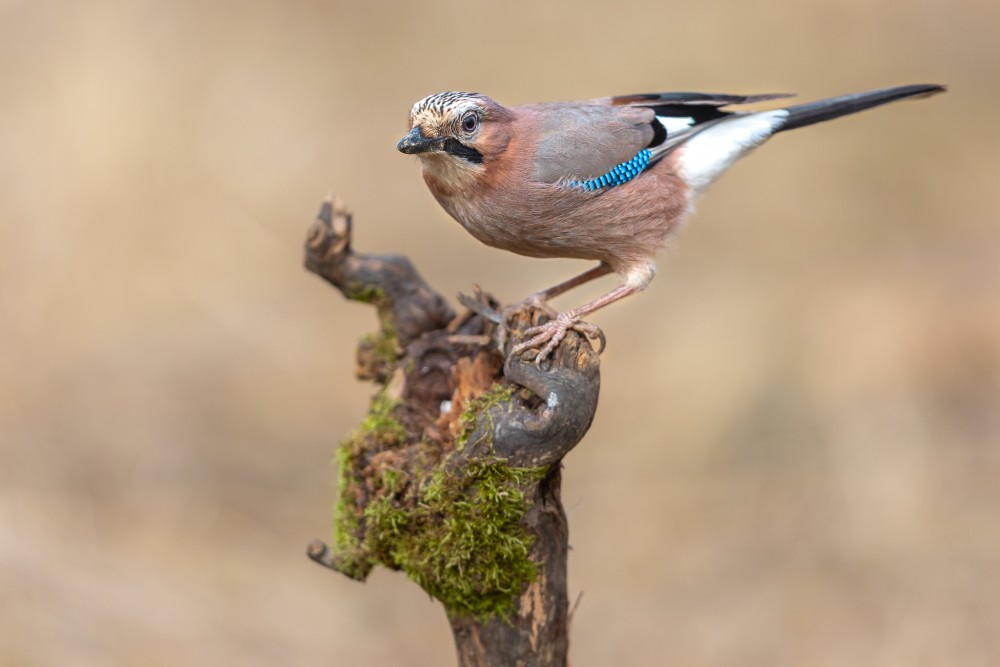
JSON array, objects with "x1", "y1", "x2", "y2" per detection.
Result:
[{"x1": 397, "y1": 92, "x2": 512, "y2": 184}]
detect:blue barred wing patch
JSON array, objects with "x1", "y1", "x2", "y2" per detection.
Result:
[{"x1": 561, "y1": 149, "x2": 652, "y2": 192}]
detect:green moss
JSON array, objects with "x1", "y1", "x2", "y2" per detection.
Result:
[
  {"x1": 357, "y1": 390, "x2": 406, "y2": 446},
  {"x1": 364, "y1": 457, "x2": 548, "y2": 621},
  {"x1": 332, "y1": 443, "x2": 370, "y2": 579},
  {"x1": 331, "y1": 390, "x2": 407, "y2": 579},
  {"x1": 331, "y1": 379, "x2": 545, "y2": 621},
  {"x1": 356, "y1": 315, "x2": 400, "y2": 383},
  {"x1": 345, "y1": 283, "x2": 386, "y2": 304},
  {"x1": 457, "y1": 383, "x2": 514, "y2": 451}
]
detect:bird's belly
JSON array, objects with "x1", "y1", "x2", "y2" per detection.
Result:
[
  {"x1": 435, "y1": 174, "x2": 691, "y2": 268},
  {"x1": 437, "y1": 191, "x2": 593, "y2": 260}
]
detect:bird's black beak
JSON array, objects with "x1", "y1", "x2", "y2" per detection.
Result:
[{"x1": 396, "y1": 127, "x2": 441, "y2": 154}]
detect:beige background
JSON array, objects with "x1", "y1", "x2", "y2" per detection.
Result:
[{"x1": 2, "y1": 0, "x2": 998, "y2": 665}]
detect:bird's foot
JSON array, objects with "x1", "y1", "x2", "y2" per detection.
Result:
[
  {"x1": 495, "y1": 293, "x2": 557, "y2": 351},
  {"x1": 511, "y1": 311, "x2": 606, "y2": 365},
  {"x1": 500, "y1": 292, "x2": 557, "y2": 323}
]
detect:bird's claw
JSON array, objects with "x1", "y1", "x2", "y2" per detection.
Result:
[
  {"x1": 495, "y1": 293, "x2": 558, "y2": 353},
  {"x1": 576, "y1": 321, "x2": 606, "y2": 354},
  {"x1": 510, "y1": 312, "x2": 605, "y2": 365},
  {"x1": 499, "y1": 293, "x2": 557, "y2": 325},
  {"x1": 519, "y1": 292, "x2": 559, "y2": 318}
]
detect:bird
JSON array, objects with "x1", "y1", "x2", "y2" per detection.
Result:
[{"x1": 397, "y1": 84, "x2": 945, "y2": 362}]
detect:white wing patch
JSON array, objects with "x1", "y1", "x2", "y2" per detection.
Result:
[
  {"x1": 656, "y1": 115, "x2": 696, "y2": 134},
  {"x1": 676, "y1": 110, "x2": 790, "y2": 195}
]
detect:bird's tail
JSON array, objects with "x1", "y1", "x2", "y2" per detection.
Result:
[{"x1": 776, "y1": 83, "x2": 946, "y2": 133}]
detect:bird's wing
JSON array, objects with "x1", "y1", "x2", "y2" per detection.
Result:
[
  {"x1": 526, "y1": 104, "x2": 658, "y2": 184},
  {"x1": 601, "y1": 91, "x2": 794, "y2": 108},
  {"x1": 603, "y1": 91, "x2": 796, "y2": 160},
  {"x1": 526, "y1": 93, "x2": 795, "y2": 188}
]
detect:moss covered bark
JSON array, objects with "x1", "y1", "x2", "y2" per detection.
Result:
[{"x1": 332, "y1": 386, "x2": 548, "y2": 620}]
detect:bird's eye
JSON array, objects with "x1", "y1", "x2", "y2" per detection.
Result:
[{"x1": 461, "y1": 113, "x2": 479, "y2": 133}]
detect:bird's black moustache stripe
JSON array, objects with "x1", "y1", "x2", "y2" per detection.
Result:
[{"x1": 442, "y1": 138, "x2": 483, "y2": 164}]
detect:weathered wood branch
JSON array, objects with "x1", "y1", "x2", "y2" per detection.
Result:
[{"x1": 305, "y1": 197, "x2": 601, "y2": 667}]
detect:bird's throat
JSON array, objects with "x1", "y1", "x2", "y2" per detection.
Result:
[{"x1": 421, "y1": 153, "x2": 485, "y2": 198}]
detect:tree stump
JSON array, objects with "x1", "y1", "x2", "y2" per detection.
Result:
[{"x1": 305, "y1": 197, "x2": 601, "y2": 667}]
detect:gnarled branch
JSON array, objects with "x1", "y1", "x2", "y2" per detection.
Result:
[{"x1": 305, "y1": 197, "x2": 601, "y2": 667}]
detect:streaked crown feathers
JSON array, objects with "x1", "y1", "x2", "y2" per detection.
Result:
[{"x1": 408, "y1": 91, "x2": 491, "y2": 129}]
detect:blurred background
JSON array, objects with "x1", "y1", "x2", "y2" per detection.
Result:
[{"x1": 2, "y1": 0, "x2": 998, "y2": 664}]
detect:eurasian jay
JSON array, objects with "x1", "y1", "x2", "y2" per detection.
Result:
[{"x1": 397, "y1": 84, "x2": 945, "y2": 362}]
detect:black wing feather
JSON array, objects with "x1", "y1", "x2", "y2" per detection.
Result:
[
  {"x1": 610, "y1": 91, "x2": 795, "y2": 108},
  {"x1": 609, "y1": 91, "x2": 795, "y2": 146}
]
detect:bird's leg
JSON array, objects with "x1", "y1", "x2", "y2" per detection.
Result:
[
  {"x1": 499, "y1": 262, "x2": 613, "y2": 350},
  {"x1": 532, "y1": 261, "x2": 615, "y2": 305},
  {"x1": 504, "y1": 262, "x2": 613, "y2": 317},
  {"x1": 511, "y1": 284, "x2": 636, "y2": 361},
  {"x1": 511, "y1": 263, "x2": 654, "y2": 364}
]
